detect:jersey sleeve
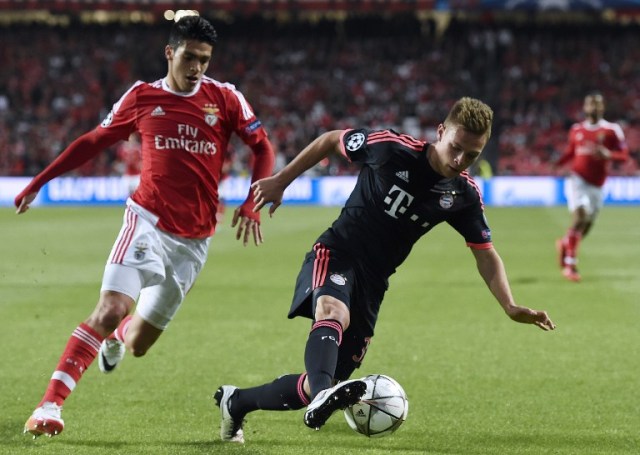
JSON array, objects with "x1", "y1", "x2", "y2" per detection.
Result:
[
  {"x1": 223, "y1": 84, "x2": 268, "y2": 146},
  {"x1": 447, "y1": 200, "x2": 493, "y2": 249},
  {"x1": 340, "y1": 128, "x2": 395, "y2": 166},
  {"x1": 98, "y1": 81, "x2": 143, "y2": 140},
  {"x1": 556, "y1": 124, "x2": 577, "y2": 166},
  {"x1": 607, "y1": 122, "x2": 629, "y2": 161}
]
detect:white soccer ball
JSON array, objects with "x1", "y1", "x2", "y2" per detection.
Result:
[{"x1": 344, "y1": 374, "x2": 409, "y2": 438}]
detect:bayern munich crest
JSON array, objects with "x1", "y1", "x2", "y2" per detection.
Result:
[{"x1": 439, "y1": 193, "x2": 454, "y2": 209}]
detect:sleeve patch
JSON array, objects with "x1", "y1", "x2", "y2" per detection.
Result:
[
  {"x1": 245, "y1": 119, "x2": 262, "y2": 134},
  {"x1": 345, "y1": 132, "x2": 366, "y2": 152},
  {"x1": 101, "y1": 110, "x2": 114, "y2": 128}
]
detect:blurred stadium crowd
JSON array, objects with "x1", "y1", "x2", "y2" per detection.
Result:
[{"x1": 1, "y1": 13, "x2": 639, "y2": 177}]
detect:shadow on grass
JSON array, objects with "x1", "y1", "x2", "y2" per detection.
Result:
[{"x1": 508, "y1": 276, "x2": 542, "y2": 285}]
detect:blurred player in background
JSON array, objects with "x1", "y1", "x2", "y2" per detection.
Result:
[
  {"x1": 213, "y1": 97, "x2": 556, "y2": 444},
  {"x1": 555, "y1": 91, "x2": 628, "y2": 282},
  {"x1": 16, "y1": 13, "x2": 275, "y2": 438},
  {"x1": 114, "y1": 133, "x2": 142, "y2": 195}
]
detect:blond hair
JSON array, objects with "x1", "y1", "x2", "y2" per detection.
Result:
[{"x1": 444, "y1": 97, "x2": 493, "y2": 139}]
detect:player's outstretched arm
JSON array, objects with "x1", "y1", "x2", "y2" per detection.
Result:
[
  {"x1": 471, "y1": 247, "x2": 556, "y2": 331},
  {"x1": 230, "y1": 138, "x2": 275, "y2": 247},
  {"x1": 252, "y1": 130, "x2": 343, "y2": 216},
  {"x1": 15, "y1": 128, "x2": 118, "y2": 215}
]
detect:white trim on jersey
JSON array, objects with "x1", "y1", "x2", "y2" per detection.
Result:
[
  {"x1": 160, "y1": 77, "x2": 203, "y2": 97},
  {"x1": 581, "y1": 119, "x2": 627, "y2": 142},
  {"x1": 602, "y1": 119, "x2": 626, "y2": 142},
  {"x1": 203, "y1": 76, "x2": 255, "y2": 120},
  {"x1": 111, "y1": 80, "x2": 145, "y2": 116}
]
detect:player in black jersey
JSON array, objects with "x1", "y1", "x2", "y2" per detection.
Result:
[{"x1": 214, "y1": 97, "x2": 556, "y2": 443}]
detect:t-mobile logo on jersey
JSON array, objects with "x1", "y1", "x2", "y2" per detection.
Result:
[
  {"x1": 384, "y1": 184, "x2": 414, "y2": 219},
  {"x1": 154, "y1": 123, "x2": 218, "y2": 156}
]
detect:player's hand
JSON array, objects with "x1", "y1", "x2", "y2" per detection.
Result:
[
  {"x1": 504, "y1": 305, "x2": 556, "y2": 331},
  {"x1": 251, "y1": 176, "x2": 285, "y2": 217},
  {"x1": 231, "y1": 207, "x2": 263, "y2": 247},
  {"x1": 594, "y1": 145, "x2": 611, "y2": 160},
  {"x1": 15, "y1": 191, "x2": 37, "y2": 215}
]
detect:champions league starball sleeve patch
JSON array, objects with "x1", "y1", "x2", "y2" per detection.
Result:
[
  {"x1": 101, "y1": 111, "x2": 114, "y2": 128},
  {"x1": 346, "y1": 132, "x2": 366, "y2": 152},
  {"x1": 341, "y1": 130, "x2": 368, "y2": 161}
]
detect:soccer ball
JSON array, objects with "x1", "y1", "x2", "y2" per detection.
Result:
[{"x1": 344, "y1": 374, "x2": 409, "y2": 438}]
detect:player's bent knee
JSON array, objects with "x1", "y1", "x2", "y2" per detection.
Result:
[
  {"x1": 89, "y1": 292, "x2": 134, "y2": 333},
  {"x1": 315, "y1": 296, "x2": 350, "y2": 330}
]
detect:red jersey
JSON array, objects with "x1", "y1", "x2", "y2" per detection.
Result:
[
  {"x1": 557, "y1": 119, "x2": 628, "y2": 187},
  {"x1": 19, "y1": 76, "x2": 272, "y2": 238}
]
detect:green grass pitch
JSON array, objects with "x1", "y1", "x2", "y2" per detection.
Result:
[{"x1": 1, "y1": 205, "x2": 638, "y2": 455}]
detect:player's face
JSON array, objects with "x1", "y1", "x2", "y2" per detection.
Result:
[
  {"x1": 165, "y1": 40, "x2": 213, "y2": 92},
  {"x1": 431, "y1": 124, "x2": 487, "y2": 178},
  {"x1": 583, "y1": 94, "x2": 605, "y2": 122}
]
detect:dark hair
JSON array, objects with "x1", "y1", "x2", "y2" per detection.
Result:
[{"x1": 168, "y1": 16, "x2": 218, "y2": 49}]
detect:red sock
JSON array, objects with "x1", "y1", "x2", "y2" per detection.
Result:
[
  {"x1": 565, "y1": 229, "x2": 582, "y2": 264},
  {"x1": 39, "y1": 323, "x2": 103, "y2": 407},
  {"x1": 108, "y1": 314, "x2": 133, "y2": 342}
]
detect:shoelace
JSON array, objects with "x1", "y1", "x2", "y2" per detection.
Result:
[{"x1": 104, "y1": 340, "x2": 124, "y2": 355}]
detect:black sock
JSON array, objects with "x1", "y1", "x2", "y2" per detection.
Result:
[
  {"x1": 231, "y1": 374, "x2": 309, "y2": 418},
  {"x1": 304, "y1": 319, "x2": 343, "y2": 399}
]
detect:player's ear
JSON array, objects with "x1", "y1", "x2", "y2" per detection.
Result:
[
  {"x1": 436, "y1": 123, "x2": 445, "y2": 141},
  {"x1": 165, "y1": 45, "x2": 174, "y2": 61}
]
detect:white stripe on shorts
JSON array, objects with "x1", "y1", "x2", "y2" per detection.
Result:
[{"x1": 111, "y1": 207, "x2": 138, "y2": 264}]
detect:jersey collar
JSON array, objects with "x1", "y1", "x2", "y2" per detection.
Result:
[{"x1": 161, "y1": 77, "x2": 202, "y2": 97}]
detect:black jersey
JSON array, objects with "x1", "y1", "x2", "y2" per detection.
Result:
[{"x1": 316, "y1": 128, "x2": 492, "y2": 288}]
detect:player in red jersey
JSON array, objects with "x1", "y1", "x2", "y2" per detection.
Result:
[
  {"x1": 555, "y1": 92, "x2": 628, "y2": 282},
  {"x1": 16, "y1": 14, "x2": 274, "y2": 438},
  {"x1": 212, "y1": 98, "x2": 555, "y2": 443}
]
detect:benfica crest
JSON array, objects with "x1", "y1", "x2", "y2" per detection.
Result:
[{"x1": 203, "y1": 104, "x2": 219, "y2": 126}]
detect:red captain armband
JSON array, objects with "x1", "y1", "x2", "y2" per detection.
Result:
[{"x1": 467, "y1": 242, "x2": 493, "y2": 250}]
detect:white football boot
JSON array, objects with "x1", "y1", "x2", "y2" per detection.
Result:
[
  {"x1": 303, "y1": 379, "x2": 367, "y2": 430},
  {"x1": 24, "y1": 402, "x2": 64, "y2": 438},
  {"x1": 214, "y1": 385, "x2": 245, "y2": 443},
  {"x1": 98, "y1": 339, "x2": 126, "y2": 374}
]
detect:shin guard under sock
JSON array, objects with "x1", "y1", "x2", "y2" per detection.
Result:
[
  {"x1": 304, "y1": 319, "x2": 343, "y2": 399},
  {"x1": 40, "y1": 323, "x2": 103, "y2": 406}
]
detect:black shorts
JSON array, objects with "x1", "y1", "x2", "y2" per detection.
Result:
[{"x1": 288, "y1": 243, "x2": 384, "y2": 380}]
